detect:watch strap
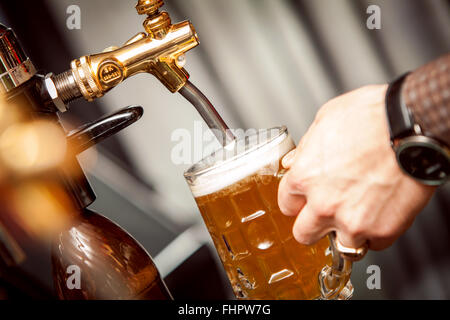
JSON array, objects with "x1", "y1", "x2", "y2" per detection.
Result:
[{"x1": 385, "y1": 73, "x2": 414, "y2": 141}]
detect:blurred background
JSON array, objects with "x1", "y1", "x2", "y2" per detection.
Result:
[{"x1": 0, "y1": 0, "x2": 449, "y2": 299}]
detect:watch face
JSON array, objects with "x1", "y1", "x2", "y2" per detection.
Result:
[{"x1": 397, "y1": 139, "x2": 450, "y2": 185}]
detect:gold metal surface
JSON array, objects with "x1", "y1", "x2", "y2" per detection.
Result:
[
  {"x1": 334, "y1": 235, "x2": 368, "y2": 262},
  {"x1": 70, "y1": 0, "x2": 199, "y2": 101}
]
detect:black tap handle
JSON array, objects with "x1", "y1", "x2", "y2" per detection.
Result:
[{"x1": 67, "y1": 106, "x2": 143, "y2": 155}]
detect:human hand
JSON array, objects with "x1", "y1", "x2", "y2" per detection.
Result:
[{"x1": 278, "y1": 85, "x2": 436, "y2": 251}]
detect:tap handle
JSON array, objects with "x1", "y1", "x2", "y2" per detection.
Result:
[
  {"x1": 136, "y1": 0, "x2": 164, "y2": 16},
  {"x1": 67, "y1": 106, "x2": 143, "y2": 155}
]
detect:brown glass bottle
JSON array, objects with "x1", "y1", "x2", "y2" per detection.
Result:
[
  {"x1": 51, "y1": 209, "x2": 172, "y2": 300},
  {"x1": 0, "y1": 23, "x2": 170, "y2": 300}
]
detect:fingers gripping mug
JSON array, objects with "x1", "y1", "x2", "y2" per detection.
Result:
[{"x1": 184, "y1": 127, "x2": 353, "y2": 300}]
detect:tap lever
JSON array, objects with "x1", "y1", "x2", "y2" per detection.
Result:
[
  {"x1": 123, "y1": 33, "x2": 146, "y2": 46},
  {"x1": 67, "y1": 106, "x2": 143, "y2": 155},
  {"x1": 136, "y1": 0, "x2": 164, "y2": 16}
]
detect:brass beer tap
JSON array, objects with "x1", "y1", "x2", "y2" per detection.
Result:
[
  {"x1": 52, "y1": 0, "x2": 234, "y2": 146},
  {"x1": 53, "y1": 0, "x2": 199, "y2": 107}
]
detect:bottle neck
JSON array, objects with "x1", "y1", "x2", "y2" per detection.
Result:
[{"x1": 60, "y1": 156, "x2": 97, "y2": 210}]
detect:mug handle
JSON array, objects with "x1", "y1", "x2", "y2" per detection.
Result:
[
  {"x1": 277, "y1": 169, "x2": 353, "y2": 299},
  {"x1": 318, "y1": 231, "x2": 353, "y2": 300}
]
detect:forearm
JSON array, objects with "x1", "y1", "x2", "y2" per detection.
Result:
[{"x1": 402, "y1": 53, "x2": 450, "y2": 146}]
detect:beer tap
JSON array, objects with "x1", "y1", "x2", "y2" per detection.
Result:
[
  {"x1": 49, "y1": 0, "x2": 235, "y2": 145},
  {"x1": 0, "y1": 0, "x2": 236, "y2": 284},
  {"x1": 0, "y1": 15, "x2": 174, "y2": 299},
  {"x1": 52, "y1": 0, "x2": 198, "y2": 105}
]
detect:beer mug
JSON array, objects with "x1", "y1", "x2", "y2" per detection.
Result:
[{"x1": 184, "y1": 127, "x2": 354, "y2": 300}]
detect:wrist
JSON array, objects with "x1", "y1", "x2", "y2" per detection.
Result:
[{"x1": 385, "y1": 75, "x2": 450, "y2": 186}]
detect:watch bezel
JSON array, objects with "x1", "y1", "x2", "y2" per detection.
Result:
[{"x1": 394, "y1": 135, "x2": 450, "y2": 186}]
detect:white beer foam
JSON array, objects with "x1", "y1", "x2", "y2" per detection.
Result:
[{"x1": 187, "y1": 131, "x2": 294, "y2": 197}]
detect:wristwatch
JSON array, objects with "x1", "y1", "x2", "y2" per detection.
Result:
[{"x1": 385, "y1": 73, "x2": 450, "y2": 186}]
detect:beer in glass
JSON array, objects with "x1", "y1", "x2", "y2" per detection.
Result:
[{"x1": 184, "y1": 127, "x2": 352, "y2": 299}]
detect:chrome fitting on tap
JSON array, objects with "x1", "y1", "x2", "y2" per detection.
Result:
[{"x1": 44, "y1": 71, "x2": 82, "y2": 112}]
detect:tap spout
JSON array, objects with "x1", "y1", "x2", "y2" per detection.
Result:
[{"x1": 180, "y1": 81, "x2": 236, "y2": 147}]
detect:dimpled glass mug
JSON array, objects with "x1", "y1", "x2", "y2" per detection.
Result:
[{"x1": 184, "y1": 127, "x2": 353, "y2": 300}]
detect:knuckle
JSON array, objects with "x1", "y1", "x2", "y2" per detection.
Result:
[
  {"x1": 292, "y1": 227, "x2": 312, "y2": 245},
  {"x1": 340, "y1": 215, "x2": 365, "y2": 239},
  {"x1": 372, "y1": 224, "x2": 399, "y2": 240},
  {"x1": 306, "y1": 194, "x2": 337, "y2": 221},
  {"x1": 277, "y1": 201, "x2": 288, "y2": 215},
  {"x1": 278, "y1": 199, "x2": 294, "y2": 217},
  {"x1": 277, "y1": 177, "x2": 288, "y2": 200},
  {"x1": 286, "y1": 171, "x2": 307, "y2": 193},
  {"x1": 312, "y1": 204, "x2": 334, "y2": 220},
  {"x1": 292, "y1": 215, "x2": 316, "y2": 245}
]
